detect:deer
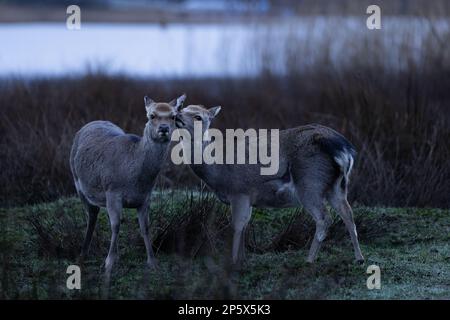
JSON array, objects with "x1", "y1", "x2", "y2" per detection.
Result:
[
  {"x1": 69, "y1": 94, "x2": 186, "y2": 276},
  {"x1": 174, "y1": 104, "x2": 364, "y2": 266}
]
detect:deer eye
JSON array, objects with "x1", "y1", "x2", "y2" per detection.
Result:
[
  {"x1": 150, "y1": 114, "x2": 156, "y2": 119},
  {"x1": 194, "y1": 115, "x2": 202, "y2": 121}
]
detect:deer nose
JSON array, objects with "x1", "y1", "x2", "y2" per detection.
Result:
[{"x1": 158, "y1": 124, "x2": 169, "y2": 134}]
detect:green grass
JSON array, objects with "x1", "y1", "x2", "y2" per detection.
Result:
[{"x1": 0, "y1": 191, "x2": 449, "y2": 299}]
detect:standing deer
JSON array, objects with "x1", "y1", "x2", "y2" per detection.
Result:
[
  {"x1": 175, "y1": 104, "x2": 364, "y2": 265},
  {"x1": 70, "y1": 94, "x2": 186, "y2": 276}
]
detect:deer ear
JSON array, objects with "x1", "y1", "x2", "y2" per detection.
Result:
[
  {"x1": 170, "y1": 93, "x2": 187, "y2": 111},
  {"x1": 144, "y1": 96, "x2": 154, "y2": 108},
  {"x1": 208, "y1": 106, "x2": 221, "y2": 119}
]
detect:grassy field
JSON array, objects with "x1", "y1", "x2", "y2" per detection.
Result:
[{"x1": 0, "y1": 191, "x2": 448, "y2": 299}]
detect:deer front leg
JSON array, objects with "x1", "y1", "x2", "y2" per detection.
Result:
[
  {"x1": 230, "y1": 194, "x2": 252, "y2": 265},
  {"x1": 79, "y1": 192, "x2": 100, "y2": 259},
  {"x1": 137, "y1": 201, "x2": 157, "y2": 269},
  {"x1": 105, "y1": 192, "x2": 123, "y2": 278}
]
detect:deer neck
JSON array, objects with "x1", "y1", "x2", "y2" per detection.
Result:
[
  {"x1": 138, "y1": 125, "x2": 170, "y2": 177},
  {"x1": 186, "y1": 135, "x2": 217, "y2": 183}
]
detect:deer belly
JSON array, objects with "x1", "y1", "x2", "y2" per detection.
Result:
[
  {"x1": 252, "y1": 179, "x2": 299, "y2": 208},
  {"x1": 121, "y1": 189, "x2": 150, "y2": 208}
]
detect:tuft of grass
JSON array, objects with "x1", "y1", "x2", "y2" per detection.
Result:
[{"x1": 0, "y1": 192, "x2": 449, "y2": 299}]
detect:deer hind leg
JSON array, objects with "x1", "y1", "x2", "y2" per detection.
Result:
[
  {"x1": 79, "y1": 192, "x2": 100, "y2": 259},
  {"x1": 306, "y1": 202, "x2": 332, "y2": 263},
  {"x1": 328, "y1": 182, "x2": 364, "y2": 263},
  {"x1": 296, "y1": 189, "x2": 332, "y2": 263},
  {"x1": 230, "y1": 194, "x2": 252, "y2": 265}
]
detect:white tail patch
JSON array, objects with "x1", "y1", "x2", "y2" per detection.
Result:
[
  {"x1": 334, "y1": 149, "x2": 354, "y2": 180},
  {"x1": 348, "y1": 153, "x2": 354, "y2": 176}
]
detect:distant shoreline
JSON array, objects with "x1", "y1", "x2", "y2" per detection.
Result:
[{"x1": 0, "y1": 4, "x2": 448, "y2": 24}]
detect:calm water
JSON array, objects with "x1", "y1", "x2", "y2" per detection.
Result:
[{"x1": 0, "y1": 18, "x2": 448, "y2": 78}]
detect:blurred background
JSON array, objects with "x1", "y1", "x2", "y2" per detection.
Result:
[{"x1": 0, "y1": 0, "x2": 449, "y2": 207}]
